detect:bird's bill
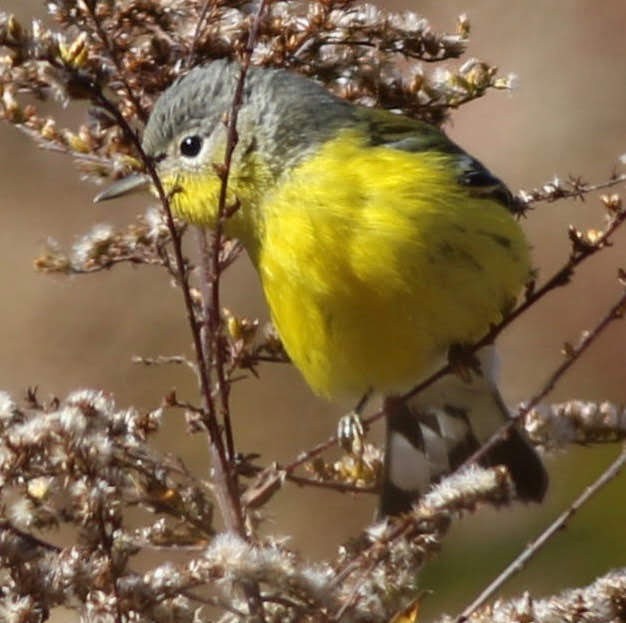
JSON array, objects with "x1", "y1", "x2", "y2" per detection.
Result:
[{"x1": 93, "y1": 173, "x2": 150, "y2": 203}]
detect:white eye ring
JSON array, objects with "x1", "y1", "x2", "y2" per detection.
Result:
[{"x1": 179, "y1": 135, "x2": 203, "y2": 158}]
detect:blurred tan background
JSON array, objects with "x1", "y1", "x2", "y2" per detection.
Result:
[{"x1": 1, "y1": 1, "x2": 625, "y2": 620}]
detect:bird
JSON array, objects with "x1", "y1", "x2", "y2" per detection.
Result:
[{"x1": 96, "y1": 60, "x2": 548, "y2": 515}]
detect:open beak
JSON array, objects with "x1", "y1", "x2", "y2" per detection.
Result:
[{"x1": 93, "y1": 173, "x2": 150, "y2": 203}]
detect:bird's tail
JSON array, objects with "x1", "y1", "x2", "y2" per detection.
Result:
[{"x1": 379, "y1": 347, "x2": 548, "y2": 517}]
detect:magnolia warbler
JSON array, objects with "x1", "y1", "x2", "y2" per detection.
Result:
[{"x1": 96, "y1": 60, "x2": 547, "y2": 515}]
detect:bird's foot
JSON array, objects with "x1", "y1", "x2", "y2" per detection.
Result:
[{"x1": 337, "y1": 410, "x2": 365, "y2": 456}]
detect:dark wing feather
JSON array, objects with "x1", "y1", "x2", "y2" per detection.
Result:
[{"x1": 356, "y1": 107, "x2": 515, "y2": 211}]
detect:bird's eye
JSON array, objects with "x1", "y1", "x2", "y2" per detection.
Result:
[{"x1": 179, "y1": 135, "x2": 203, "y2": 158}]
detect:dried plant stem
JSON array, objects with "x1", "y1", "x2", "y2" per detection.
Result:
[
  {"x1": 518, "y1": 171, "x2": 626, "y2": 205},
  {"x1": 328, "y1": 466, "x2": 514, "y2": 622},
  {"x1": 83, "y1": 1, "x2": 148, "y2": 123},
  {"x1": 333, "y1": 557, "x2": 380, "y2": 621},
  {"x1": 191, "y1": 4, "x2": 272, "y2": 618},
  {"x1": 43, "y1": 1, "x2": 231, "y2": 493},
  {"x1": 188, "y1": 0, "x2": 213, "y2": 67},
  {"x1": 0, "y1": 521, "x2": 61, "y2": 554},
  {"x1": 205, "y1": 0, "x2": 271, "y2": 471},
  {"x1": 287, "y1": 473, "x2": 377, "y2": 494},
  {"x1": 456, "y1": 444, "x2": 626, "y2": 622},
  {"x1": 132, "y1": 354, "x2": 196, "y2": 370}
]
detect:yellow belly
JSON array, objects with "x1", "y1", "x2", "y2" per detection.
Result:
[{"x1": 252, "y1": 132, "x2": 530, "y2": 398}]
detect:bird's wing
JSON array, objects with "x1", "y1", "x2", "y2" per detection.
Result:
[{"x1": 356, "y1": 107, "x2": 515, "y2": 210}]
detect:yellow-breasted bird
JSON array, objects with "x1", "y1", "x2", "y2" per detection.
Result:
[{"x1": 96, "y1": 60, "x2": 547, "y2": 515}]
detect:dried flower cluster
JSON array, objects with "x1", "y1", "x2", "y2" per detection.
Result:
[
  {"x1": 34, "y1": 208, "x2": 173, "y2": 273},
  {"x1": 1, "y1": 1, "x2": 625, "y2": 622},
  {"x1": 525, "y1": 400, "x2": 626, "y2": 449},
  {"x1": 0, "y1": 389, "x2": 217, "y2": 621},
  {"x1": 0, "y1": 403, "x2": 513, "y2": 623},
  {"x1": 437, "y1": 568, "x2": 626, "y2": 623},
  {"x1": 0, "y1": 0, "x2": 509, "y2": 186},
  {"x1": 1, "y1": 388, "x2": 621, "y2": 621}
]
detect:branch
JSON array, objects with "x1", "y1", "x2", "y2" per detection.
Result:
[
  {"x1": 186, "y1": 0, "x2": 212, "y2": 68},
  {"x1": 190, "y1": 2, "x2": 271, "y2": 618},
  {"x1": 517, "y1": 172, "x2": 626, "y2": 207},
  {"x1": 456, "y1": 444, "x2": 626, "y2": 622},
  {"x1": 195, "y1": 0, "x2": 272, "y2": 475}
]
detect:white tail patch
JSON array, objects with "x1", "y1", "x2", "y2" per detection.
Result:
[
  {"x1": 420, "y1": 424, "x2": 450, "y2": 474},
  {"x1": 387, "y1": 431, "x2": 430, "y2": 492}
]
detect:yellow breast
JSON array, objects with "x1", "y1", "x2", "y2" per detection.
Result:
[{"x1": 254, "y1": 131, "x2": 530, "y2": 398}]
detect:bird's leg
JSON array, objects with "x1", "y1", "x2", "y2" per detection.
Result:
[
  {"x1": 337, "y1": 388, "x2": 373, "y2": 456},
  {"x1": 447, "y1": 342, "x2": 482, "y2": 383}
]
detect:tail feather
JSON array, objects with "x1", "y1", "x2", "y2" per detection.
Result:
[
  {"x1": 481, "y1": 427, "x2": 548, "y2": 502},
  {"x1": 379, "y1": 348, "x2": 548, "y2": 516}
]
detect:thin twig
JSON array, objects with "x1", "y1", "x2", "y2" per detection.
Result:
[
  {"x1": 99, "y1": 510, "x2": 125, "y2": 623},
  {"x1": 287, "y1": 473, "x2": 377, "y2": 494},
  {"x1": 194, "y1": 3, "x2": 272, "y2": 618},
  {"x1": 131, "y1": 354, "x2": 196, "y2": 371},
  {"x1": 187, "y1": 0, "x2": 212, "y2": 67},
  {"x1": 203, "y1": 0, "x2": 271, "y2": 465},
  {"x1": 517, "y1": 171, "x2": 626, "y2": 206},
  {"x1": 296, "y1": 37, "x2": 464, "y2": 63},
  {"x1": 456, "y1": 444, "x2": 626, "y2": 622},
  {"x1": 201, "y1": 0, "x2": 272, "y2": 464},
  {"x1": 83, "y1": 2, "x2": 148, "y2": 123},
  {"x1": 332, "y1": 557, "x2": 378, "y2": 621},
  {"x1": 0, "y1": 521, "x2": 62, "y2": 553}
]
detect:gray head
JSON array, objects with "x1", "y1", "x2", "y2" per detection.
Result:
[
  {"x1": 142, "y1": 60, "x2": 356, "y2": 177},
  {"x1": 93, "y1": 61, "x2": 357, "y2": 214}
]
